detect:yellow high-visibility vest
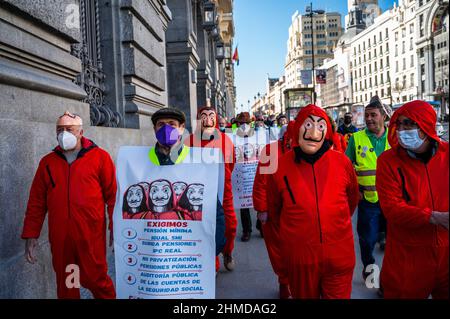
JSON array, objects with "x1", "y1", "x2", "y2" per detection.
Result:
[
  {"x1": 148, "y1": 146, "x2": 190, "y2": 166},
  {"x1": 353, "y1": 130, "x2": 390, "y2": 203}
]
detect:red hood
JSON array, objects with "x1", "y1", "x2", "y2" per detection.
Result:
[
  {"x1": 287, "y1": 120, "x2": 295, "y2": 139},
  {"x1": 388, "y1": 100, "x2": 440, "y2": 149},
  {"x1": 292, "y1": 104, "x2": 333, "y2": 147}
]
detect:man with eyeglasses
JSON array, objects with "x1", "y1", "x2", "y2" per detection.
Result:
[
  {"x1": 21, "y1": 111, "x2": 117, "y2": 299},
  {"x1": 376, "y1": 100, "x2": 448, "y2": 299},
  {"x1": 345, "y1": 96, "x2": 390, "y2": 283}
]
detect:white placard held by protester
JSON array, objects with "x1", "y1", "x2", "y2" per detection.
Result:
[
  {"x1": 227, "y1": 130, "x2": 270, "y2": 209},
  {"x1": 113, "y1": 146, "x2": 223, "y2": 299}
]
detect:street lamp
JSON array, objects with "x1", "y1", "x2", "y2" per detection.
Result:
[
  {"x1": 203, "y1": 1, "x2": 216, "y2": 31},
  {"x1": 306, "y1": 3, "x2": 325, "y2": 104},
  {"x1": 216, "y1": 41, "x2": 225, "y2": 62}
]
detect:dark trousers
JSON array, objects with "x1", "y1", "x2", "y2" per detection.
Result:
[
  {"x1": 240, "y1": 208, "x2": 262, "y2": 234},
  {"x1": 357, "y1": 199, "x2": 386, "y2": 270}
]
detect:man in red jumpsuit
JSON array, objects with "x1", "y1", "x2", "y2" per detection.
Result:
[
  {"x1": 267, "y1": 105, "x2": 359, "y2": 299},
  {"x1": 22, "y1": 112, "x2": 117, "y2": 299},
  {"x1": 377, "y1": 100, "x2": 449, "y2": 299},
  {"x1": 185, "y1": 106, "x2": 237, "y2": 272},
  {"x1": 253, "y1": 121, "x2": 294, "y2": 299}
]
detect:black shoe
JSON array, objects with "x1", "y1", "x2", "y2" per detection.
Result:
[
  {"x1": 377, "y1": 286, "x2": 384, "y2": 298},
  {"x1": 378, "y1": 232, "x2": 386, "y2": 251},
  {"x1": 362, "y1": 269, "x2": 371, "y2": 282},
  {"x1": 241, "y1": 232, "x2": 251, "y2": 242}
]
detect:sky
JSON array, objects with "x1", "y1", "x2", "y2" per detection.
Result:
[{"x1": 233, "y1": 0, "x2": 398, "y2": 114}]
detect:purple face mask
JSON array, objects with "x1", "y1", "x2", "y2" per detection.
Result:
[{"x1": 156, "y1": 124, "x2": 180, "y2": 147}]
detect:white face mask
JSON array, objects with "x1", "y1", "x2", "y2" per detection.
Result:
[
  {"x1": 57, "y1": 131, "x2": 78, "y2": 151},
  {"x1": 240, "y1": 123, "x2": 250, "y2": 131},
  {"x1": 397, "y1": 129, "x2": 425, "y2": 151}
]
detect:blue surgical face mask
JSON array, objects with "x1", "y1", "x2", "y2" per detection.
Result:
[
  {"x1": 219, "y1": 127, "x2": 226, "y2": 133},
  {"x1": 397, "y1": 129, "x2": 425, "y2": 151},
  {"x1": 156, "y1": 124, "x2": 180, "y2": 147}
]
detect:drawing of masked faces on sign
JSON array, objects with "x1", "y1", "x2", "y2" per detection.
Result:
[
  {"x1": 122, "y1": 184, "x2": 149, "y2": 219},
  {"x1": 149, "y1": 179, "x2": 174, "y2": 214},
  {"x1": 242, "y1": 142, "x2": 256, "y2": 162},
  {"x1": 172, "y1": 181, "x2": 187, "y2": 202},
  {"x1": 177, "y1": 183, "x2": 204, "y2": 221}
]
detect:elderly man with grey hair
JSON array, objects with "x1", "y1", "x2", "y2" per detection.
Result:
[{"x1": 22, "y1": 111, "x2": 117, "y2": 299}]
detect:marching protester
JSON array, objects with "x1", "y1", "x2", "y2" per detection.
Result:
[
  {"x1": 149, "y1": 107, "x2": 226, "y2": 259},
  {"x1": 267, "y1": 105, "x2": 359, "y2": 299},
  {"x1": 21, "y1": 111, "x2": 117, "y2": 299},
  {"x1": 254, "y1": 115, "x2": 267, "y2": 131},
  {"x1": 185, "y1": 107, "x2": 238, "y2": 272},
  {"x1": 218, "y1": 116, "x2": 228, "y2": 133},
  {"x1": 338, "y1": 112, "x2": 359, "y2": 136},
  {"x1": 253, "y1": 121, "x2": 295, "y2": 299},
  {"x1": 234, "y1": 112, "x2": 262, "y2": 242},
  {"x1": 276, "y1": 114, "x2": 288, "y2": 127},
  {"x1": 345, "y1": 96, "x2": 390, "y2": 281},
  {"x1": 327, "y1": 114, "x2": 347, "y2": 153},
  {"x1": 377, "y1": 100, "x2": 449, "y2": 299}
]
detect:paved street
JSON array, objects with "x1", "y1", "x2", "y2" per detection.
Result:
[{"x1": 442, "y1": 123, "x2": 449, "y2": 141}]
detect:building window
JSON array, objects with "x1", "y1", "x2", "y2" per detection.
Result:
[{"x1": 419, "y1": 14, "x2": 424, "y2": 37}]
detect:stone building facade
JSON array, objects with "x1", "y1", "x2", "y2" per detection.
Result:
[{"x1": 0, "y1": 0, "x2": 235, "y2": 298}]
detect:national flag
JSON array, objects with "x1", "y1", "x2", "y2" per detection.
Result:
[{"x1": 232, "y1": 46, "x2": 239, "y2": 66}]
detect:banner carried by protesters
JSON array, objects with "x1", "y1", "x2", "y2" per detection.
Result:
[
  {"x1": 227, "y1": 131, "x2": 270, "y2": 209},
  {"x1": 114, "y1": 146, "x2": 223, "y2": 299}
]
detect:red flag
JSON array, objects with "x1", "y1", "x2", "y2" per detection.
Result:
[{"x1": 232, "y1": 46, "x2": 239, "y2": 66}]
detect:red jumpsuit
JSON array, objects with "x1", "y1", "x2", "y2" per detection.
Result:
[
  {"x1": 253, "y1": 140, "x2": 289, "y2": 286},
  {"x1": 22, "y1": 137, "x2": 116, "y2": 299},
  {"x1": 267, "y1": 149, "x2": 359, "y2": 298},
  {"x1": 186, "y1": 109, "x2": 237, "y2": 271},
  {"x1": 267, "y1": 106, "x2": 359, "y2": 299},
  {"x1": 377, "y1": 100, "x2": 449, "y2": 299}
]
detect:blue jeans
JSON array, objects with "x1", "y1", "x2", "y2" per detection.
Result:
[{"x1": 357, "y1": 199, "x2": 385, "y2": 270}]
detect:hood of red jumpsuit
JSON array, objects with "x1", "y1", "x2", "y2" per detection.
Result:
[
  {"x1": 388, "y1": 100, "x2": 440, "y2": 150},
  {"x1": 292, "y1": 104, "x2": 333, "y2": 148}
]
